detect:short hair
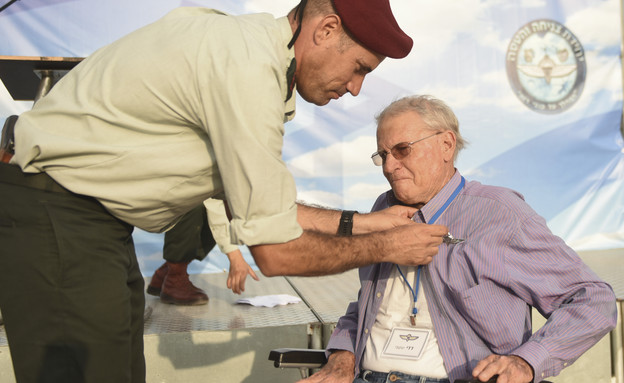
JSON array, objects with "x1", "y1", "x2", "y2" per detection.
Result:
[
  {"x1": 302, "y1": 0, "x2": 335, "y2": 17},
  {"x1": 291, "y1": 0, "x2": 355, "y2": 51},
  {"x1": 375, "y1": 95, "x2": 467, "y2": 161}
]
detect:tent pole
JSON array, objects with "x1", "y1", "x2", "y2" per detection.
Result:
[{"x1": 0, "y1": 0, "x2": 19, "y2": 14}]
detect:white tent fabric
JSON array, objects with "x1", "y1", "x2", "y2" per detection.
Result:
[{"x1": 0, "y1": 0, "x2": 622, "y2": 275}]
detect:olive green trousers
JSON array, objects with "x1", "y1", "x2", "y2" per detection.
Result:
[{"x1": 0, "y1": 163, "x2": 145, "y2": 383}]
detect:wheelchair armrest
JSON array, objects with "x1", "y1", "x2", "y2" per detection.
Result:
[{"x1": 268, "y1": 348, "x2": 327, "y2": 369}]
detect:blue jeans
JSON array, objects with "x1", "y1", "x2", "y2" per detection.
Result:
[{"x1": 354, "y1": 370, "x2": 451, "y2": 383}]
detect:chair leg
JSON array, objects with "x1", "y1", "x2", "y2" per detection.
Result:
[{"x1": 299, "y1": 368, "x2": 309, "y2": 379}]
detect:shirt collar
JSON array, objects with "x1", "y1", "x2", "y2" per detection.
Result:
[
  {"x1": 385, "y1": 170, "x2": 463, "y2": 223},
  {"x1": 278, "y1": 16, "x2": 297, "y2": 120},
  {"x1": 419, "y1": 170, "x2": 462, "y2": 223}
]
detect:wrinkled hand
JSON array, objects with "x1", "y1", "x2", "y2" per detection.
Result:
[
  {"x1": 296, "y1": 351, "x2": 355, "y2": 383},
  {"x1": 381, "y1": 223, "x2": 448, "y2": 266},
  {"x1": 227, "y1": 250, "x2": 259, "y2": 294},
  {"x1": 472, "y1": 355, "x2": 534, "y2": 383}
]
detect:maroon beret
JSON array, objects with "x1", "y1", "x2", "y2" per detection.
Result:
[{"x1": 332, "y1": 0, "x2": 413, "y2": 59}]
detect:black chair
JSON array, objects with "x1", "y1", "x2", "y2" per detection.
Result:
[
  {"x1": 268, "y1": 348, "x2": 327, "y2": 379},
  {"x1": 0, "y1": 115, "x2": 17, "y2": 161}
]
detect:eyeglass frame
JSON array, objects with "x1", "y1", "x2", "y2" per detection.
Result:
[{"x1": 371, "y1": 131, "x2": 443, "y2": 166}]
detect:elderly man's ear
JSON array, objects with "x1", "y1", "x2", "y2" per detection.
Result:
[{"x1": 441, "y1": 131, "x2": 456, "y2": 162}]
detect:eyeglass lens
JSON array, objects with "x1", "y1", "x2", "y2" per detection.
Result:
[
  {"x1": 371, "y1": 132, "x2": 441, "y2": 166},
  {"x1": 373, "y1": 143, "x2": 411, "y2": 165}
]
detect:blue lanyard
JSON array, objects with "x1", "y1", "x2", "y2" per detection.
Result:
[{"x1": 396, "y1": 176, "x2": 465, "y2": 324}]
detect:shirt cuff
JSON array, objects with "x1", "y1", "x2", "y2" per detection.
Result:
[
  {"x1": 326, "y1": 329, "x2": 356, "y2": 355},
  {"x1": 229, "y1": 204, "x2": 302, "y2": 246},
  {"x1": 511, "y1": 340, "x2": 553, "y2": 383},
  {"x1": 209, "y1": 223, "x2": 239, "y2": 254}
]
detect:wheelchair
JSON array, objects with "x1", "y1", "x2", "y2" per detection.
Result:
[{"x1": 268, "y1": 348, "x2": 552, "y2": 382}]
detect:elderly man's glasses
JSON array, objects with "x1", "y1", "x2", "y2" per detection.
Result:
[{"x1": 371, "y1": 131, "x2": 442, "y2": 166}]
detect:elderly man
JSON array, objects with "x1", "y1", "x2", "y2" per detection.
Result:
[
  {"x1": 0, "y1": 2, "x2": 448, "y2": 382},
  {"x1": 302, "y1": 95, "x2": 617, "y2": 383}
]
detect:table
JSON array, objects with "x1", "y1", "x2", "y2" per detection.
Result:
[{"x1": 0, "y1": 55, "x2": 83, "y2": 102}]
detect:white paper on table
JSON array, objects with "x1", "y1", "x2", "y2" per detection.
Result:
[{"x1": 235, "y1": 294, "x2": 302, "y2": 308}]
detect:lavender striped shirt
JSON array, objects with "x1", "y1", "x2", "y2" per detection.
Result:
[{"x1": 327, "y1": 171, "x2": 617, "y2": 382}]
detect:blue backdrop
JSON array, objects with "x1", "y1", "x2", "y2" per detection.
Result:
[{"x1": 1, "y1": 0, "x2": 622, "y2": 275}]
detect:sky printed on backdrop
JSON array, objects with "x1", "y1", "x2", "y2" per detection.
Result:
[{"x1": 0, "y1": 0, "x2": 622, "y2": 275}]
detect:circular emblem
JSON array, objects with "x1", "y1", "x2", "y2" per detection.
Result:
[{"x1": 506, "y1": 19, "x2": 586, "y2": 114}]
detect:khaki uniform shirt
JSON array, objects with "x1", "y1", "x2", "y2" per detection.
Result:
[
  {"x1": 204, "y1": 198, "x2": 238, "y2": 255},
  {"x1": 12, "y1": 8, "x2": 302, "y2": 246}
]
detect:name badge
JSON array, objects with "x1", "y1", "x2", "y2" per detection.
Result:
[{"x1": 381, "y1": 327, "x2": 430, "y2": 360}]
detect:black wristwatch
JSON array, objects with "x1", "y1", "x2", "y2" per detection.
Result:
[{"x1": 337, "y1": 210, "x2": 357, "y2": 236}]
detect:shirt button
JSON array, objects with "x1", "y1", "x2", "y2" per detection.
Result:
[
  {"x1": 376, "y1": 292, "x2": 382, "y2": 298},
  {"x1": 364, "y1": 328, "x2": 369, "y2": 334},
  {"x1": 389, "y1": 374, "x2": 399, "y2": 382}
]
